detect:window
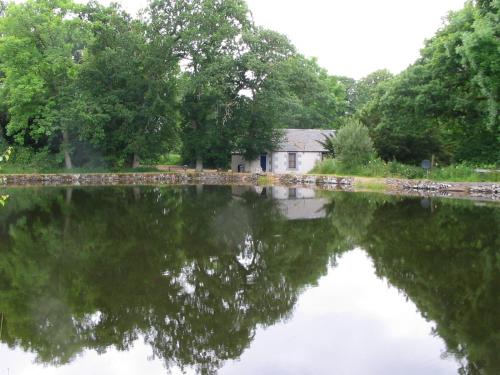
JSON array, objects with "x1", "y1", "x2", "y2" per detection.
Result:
[
  {"x1": 288, "y1": 188, "x2": 297, "y2": 199},
  {"x1": 288, "y1": 153, "x2": 297, "y2": 169}
]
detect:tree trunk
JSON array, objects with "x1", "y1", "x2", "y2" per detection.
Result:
[
  {"x1": 62, "y1": 129, "x2": 72, "y2": 169},
  {"x1": 64, "y1": 188, "x2": 73, "y2": 239},
  {"x1": 133, "y1": 187, "x2": 141, "y2": 201},
  {"x1": 66, "y1": 187, "x2": 73, "y2": 205},
  {"x1": 132, "y1": 153, "x2": 140, "y2": 168},
  {"x1": 195, "y1": 156, "x2": 203, "y2": 172}
]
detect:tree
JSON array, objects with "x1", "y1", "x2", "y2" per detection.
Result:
[
  {"x1": 74, "y1": 3, "x2": 179, "y2": 167},
  {"x1": 459, "y1": 0, "x2": 500, "y2": 134},
  {"x1": 253, "y1": 56, "x2": 346, "y2": 131},
  {"x1": 359, "y1": 1, "x2": 500, "y2": 164},
  {"x1": 149, "y1": 1, "x2": 344, "y2": 170},
  {"x1": 318, "y1": 133, "x2": 335, "y2": 157},
  {"x1": 149, "y1": 0, "x2": 255, "y2": 171},
  {"x1": 229, "y1": 54, "x2": 346, "y2": 163},
  {"x1": 352, "y1": 69, "x2": 393, "y2": 112},
  {"x1": 332, "y1": 120, "x2": 375, "y2": 169},
  {"x1": 0, "y1": 0, "x2": 90, "y2": 169}
]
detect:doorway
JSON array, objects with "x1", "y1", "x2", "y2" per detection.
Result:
[{"x1": 260, "y1": 154, "x2": 267, "y2": 172}]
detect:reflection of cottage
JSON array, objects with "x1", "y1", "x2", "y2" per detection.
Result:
[
  {"x1": 231, "y1": 186, "x2": 328, "y2": 220},
  {"x1": 271, "y1": 186, "x2": 328, "y2": 220},
  {"x1": 231, "y1": 129, "x2": 334, "y2": 174}
]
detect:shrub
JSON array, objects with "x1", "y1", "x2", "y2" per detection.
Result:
[
  {"x1": 332, "y1": 120, "x2": 375, "y2": 169},
  {"x1": 3, "y1": 146, "x2": 59, "y2": 173},
  {"x1": 387, "y1": 161, "x2": 424, "y2": 179},
  {"x1": 310, "y1": 158, "x2": 340, "y2": 174},
  {"x1": 158, "y1": 153, "x2": 182, "y2": 165}
]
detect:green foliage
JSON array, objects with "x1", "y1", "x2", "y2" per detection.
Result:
[
  {"x1": 331, "y1": 120, "x2": 375, "y2": 169},
  {"x1": 359, "y1": 1, "x2": 500, "y2": 165},
  {"x1": 1, "y1": 0, "x2": 497, "y2": 171},
  {"x1": 158, "y1": 153, "x2": 182, "y2": 166},
  {"x1": 74, "y1": 2, "x2": 180, "y2": 167},
  {"x1": 318, "y1": 133, "x2": 336, "y2": 157},
  {"x1": 0, "y1": 0, "x2": 90, "y2": 168},
  {"x1": 0, "y1": 146, "x2": 11, "y2": 206},
  {"x1": 312, "y1": 157, "x2": 500, "y2": 182},
  {"x1": 150, "y1": 1, "x2": 345, "y2": 167},
  {"x1": 351, "y1": 69, "x2": 393, "y2": 113},
  {"x1": 310, "y1": 157, "x2": 338, "y2": 175},
  {"x1": 429, "y1": 163, "x2": 500, "y2": 182},
  {"x1": 311, "y1": 158, "x2": 390, "y2": 177},
  {"x1": 4, "y1": 146, "x2": 58, "y2": 172},
  {"x1": 151, "y1": 0, "x2": 255, "y2": 169},
  {"x1": 254, "y1": 55, "x2": 346, "y2": 131}
]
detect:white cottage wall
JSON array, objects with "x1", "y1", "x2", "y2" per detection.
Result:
[
  {"x1": 270, "y1": 152, "x2": 322, "y2": 174},
  {"x1": 232, "y1": 152, "x2": 322, "y2": 174},
  {"x1": 231, "y1": 155, "x2": 263, "y2": 173}
]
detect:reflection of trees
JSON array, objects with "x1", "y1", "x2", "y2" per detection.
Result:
[
  {"x1": 0, "y1": 186, "x2": 347, "y2": 373},
  {"x1": 362, "y1": 199, "x2": 500, "y2": 375},
  {"x1": 0, "y1": 188, "x2": 498, "y2": 374}
]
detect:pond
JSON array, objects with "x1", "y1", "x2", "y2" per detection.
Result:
[{"x1": 0, "y1": 186, "x2": 498, "y2": 375}]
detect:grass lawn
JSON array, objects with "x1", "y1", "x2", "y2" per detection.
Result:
[{"x1": 310, "y1": 158, "x2": 500, "y2": 183}]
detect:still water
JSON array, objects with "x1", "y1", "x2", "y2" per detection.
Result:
[{"x1": 0, "y1": 186, "x2": 498, "y2": 375}]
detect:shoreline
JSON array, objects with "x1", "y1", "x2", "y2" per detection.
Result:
[{"x1": 1, "y1": 172, "x2": 499, "y2": 201}]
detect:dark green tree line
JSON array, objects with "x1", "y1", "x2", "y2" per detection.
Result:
[
  {"x1": 0, "y1": 0, "x2": 345, "y2": 170},
  {"x1": 356, "y1": 0, "x2": 499, "y2": 164}
]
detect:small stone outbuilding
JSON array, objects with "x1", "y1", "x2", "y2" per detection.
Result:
[{"x1": 231, "y1": 129, "x2": 334, "y2": 174}]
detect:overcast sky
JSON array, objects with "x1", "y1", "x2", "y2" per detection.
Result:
[{"x1": 82, "y1": 1, "x2": 466, "y2": 79}]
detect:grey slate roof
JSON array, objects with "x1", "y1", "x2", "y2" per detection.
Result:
[{"x1": 278, "y1": 129, "x2": 335, "y2": 152}]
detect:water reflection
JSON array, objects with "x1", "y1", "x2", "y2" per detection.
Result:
[
  {"x1": 0, "y1": 186, "x2": 498, "y2": 374},
  {"x1": 232, "y1": 186, "x2": 329, "y2": 220}
]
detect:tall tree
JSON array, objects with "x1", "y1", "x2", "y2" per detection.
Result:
[
  {"x1": 150, "y1": 1, "x2": 329, "y2": 169},
  {"x1": 253, "y1": 55, "x2": 346, "y2": 130},
  {"x1": 352, "y1": 69, "x2": 393, "y2": 113},
  {"x1": 359, "y1": 1, "x2": 500, "y2": 164},
  {"x1": 0, "y1": 0, "x2": 90, "y2": 169},
  {"x1": 149, "y1": 0, "x2": 254, "y2": 171},
  {"x1": 74, "y1": 3, "x2": 179, "y2": 167}
]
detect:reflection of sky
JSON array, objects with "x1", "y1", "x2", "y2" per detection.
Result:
[{"x1": 0, "y1": 250, "x2": 458, "y2": 375}]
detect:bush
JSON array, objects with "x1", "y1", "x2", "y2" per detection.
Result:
[
  {"x1": 310, "y1": 158, "x2": 340, "y2": 174},
  {"x1": 2, "y1": 146, "x2": 59, "y2": 173},
  {"x1": 158, "y1": 153, "x2": 182, "y2": 165},
  {"x1": 332, "y1": 120, "x2": 375, "y2": 169},
  {"x1": 387, "y1": 161, "x2": 424, "y2": 179}
]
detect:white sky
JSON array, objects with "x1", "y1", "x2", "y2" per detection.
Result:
[{"x1": 97, "y1": 0, "x2": 467, "y2": 79}]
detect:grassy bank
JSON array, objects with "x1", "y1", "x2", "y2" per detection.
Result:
[{"x1": 311, "y1": 159, "x2": 500, "y2": 182}]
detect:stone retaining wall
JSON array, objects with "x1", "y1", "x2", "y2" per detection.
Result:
[
  {"x1": 278, "y1": 174, "x2": 354, "y2": 186},
  {"x1": 0, "y1": 172, "x2": 253, "y2": 186},
  {"x1": 1, "y1": 173, "x2": 498, "y2": 200},
  {"x1": 386, "y1": 178, "x2": 500, "y2": 194},
  {"x1": 0, "y1": 172, "x2": 353, "y2": 187}
]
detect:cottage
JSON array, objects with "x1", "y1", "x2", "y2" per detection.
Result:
[{"x1": 231, "y1": 129, "x2": 334, "y2": 174}]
